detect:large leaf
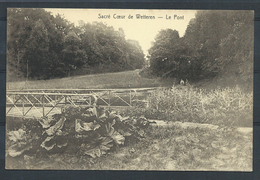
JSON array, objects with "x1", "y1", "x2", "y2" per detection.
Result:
[
  {"x1": 111, "y1": 131, "x2": 125, "y2": 145},
  {"x1": 8, "y1": 129, "x2": 26, "y2": 142},
  {"x1": 105, "y1": 123, "x2": 125, "y2": 145},
  {"x1": 98, "y1": 109, "x2": 108, "y2": 122},
  {"x1": 7, "y1": 129, "x2": 35, "y2": 157},
  {"x1": 83, "y1": 137, "x2": 113, "y2": 158},
  {"x1": 81, "y1": 107, "x2": 98, "y2": 122},
  {"x1": 37, "y1": 116, "x2": 53, "y2": 129},
  {"x1": 40, "y1": 136, "x2": 56, "y2": 151},
  {"x1": 83, "y1": 107, "x2": 98, "y2": 117},
  {"x1": 108, "y1": 111, "x2": 117, "y2": 119},
  {"x1": 75, "y1": 119, "x2": 101, "y2": 133},
  {"x1": 8, "y1": 142, "x2": 32, "y2": 157},
  {"x1": 45, "y1": 117, "x2": 66, "y2": 136}
]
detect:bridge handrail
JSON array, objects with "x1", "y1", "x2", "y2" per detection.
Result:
[
  {"x1": 6, "y1": 92, "x2": 95, "y2": 96},
  {"x1": 6, "y1": 87, "x2": 158, "y2": 93}
]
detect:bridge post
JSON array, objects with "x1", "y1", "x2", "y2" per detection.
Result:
[
  {"x1": 89, "y1": 96, "x2": 92, "y2": 106},
  {"x1": 42, "y1": 95, "x2": 45, "y2": 116},
  {"x1": 65, "y1": 96, "x2": 67, "y2": 104},
  {"x1": 108, "y1": 90, "x2": 111, "y2": 110},
  {"x1": 130, "y1": 90, "x2": 132, "y2": 106},
  {"x1": 22, "y1": 95, "x2": 25, "y2": 116}
]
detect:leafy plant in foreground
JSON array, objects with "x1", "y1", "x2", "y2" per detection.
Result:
[
  {"x1": 6, "y1": 105, "x2": 151, "y2": 159},
  {"x1": 7, "y1": 129, "x2": 34, "y2": 157}
]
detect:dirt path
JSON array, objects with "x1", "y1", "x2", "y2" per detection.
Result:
[{"x1": 151, "y1": 120, "x2": 252, "y2": 134}]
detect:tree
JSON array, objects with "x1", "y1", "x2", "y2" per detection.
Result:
[
  {"x1": 215, "y1": 11, "x2": 254, "y2": 83},
  {"x1": 22, "y1": 19, "x2": 49, "y2": 79},
  {"x1": 62, "y1": 32, "x2": 87, "y2": 76},
  {"x1": 79, "y1": 21, "x2": 145, "y2": 73},
  {"x1": 148, "y1": 29, "x2": 188, "y2": 79},
  {"x1": 7, "y1": 8, "x2": 32, "y2": 80},
  {"x1": 183, "y1": 10, "x2": 254, "y2": 81},
  {"x1": 7, "y1": 8, "x2": 74, "y2": 79},
  {"x1": 125, "y1": 40, "x2": 145, "y2": 69}
]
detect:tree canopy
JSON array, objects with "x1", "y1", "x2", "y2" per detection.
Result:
[
  {"x1": 7, "y1": 8, "x2": 145, "y2": 81},
  {"x1": 148, "y1": 10, "x2": 254, "y2": 83}
]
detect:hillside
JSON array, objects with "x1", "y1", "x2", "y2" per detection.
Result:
[
  {"x1": 7, "y1": 67, "x2": 253, "y2": 93},
  {"x1": 7, "y1": 69, "x2": 162, "y2": 90},
  {"x1": 193, "y1": 62, "x2": 253, "y2": 93}
]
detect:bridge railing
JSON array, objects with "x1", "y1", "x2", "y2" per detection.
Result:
[
  {"x1": 6, "y1": 92, "x2": 96, "y2": 118},
  {"x1": 6, "y1": 88, "x2": 157, "y2": 118},
  {"x1": 6, "y1": 88, "x2": 156, "y2": 94}
]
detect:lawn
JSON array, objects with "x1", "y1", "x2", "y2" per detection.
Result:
[{"x1": 7, "y1": 69, "x2": 162, "y2": 90}]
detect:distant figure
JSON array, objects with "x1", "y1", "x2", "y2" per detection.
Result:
[
  {"x1": 185, "y1": 79, "x2": 190, "y2": 87},
  {"x1": 180, "y1": 79, "x2": 185, "y2": 85}
]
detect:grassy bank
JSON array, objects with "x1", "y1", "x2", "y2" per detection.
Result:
[
  {"x1": 123, "y1": 85, "x2": 253, "y2": 127},
  {"x1": 7, "y1": 69, "x2": 161, "y2": 90}
]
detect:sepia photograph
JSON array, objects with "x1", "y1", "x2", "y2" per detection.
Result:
[{"x1": 5, "y1": 8, "x2": 253, "y2": 171}]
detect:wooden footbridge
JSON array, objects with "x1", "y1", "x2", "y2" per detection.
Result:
[{"x1": 6, "y1": 88, "x2": 156, "y2": 119}]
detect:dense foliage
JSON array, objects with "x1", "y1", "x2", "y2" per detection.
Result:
[
  {"x1": 148, "y1": 10, "x2": 254, "y2": 83},
  {"x1": 7, "y1": 8, "x2": 145, "y2": 80},
  {"x1": 6, "y1": 105, "x2": 151, "y2": 159}
]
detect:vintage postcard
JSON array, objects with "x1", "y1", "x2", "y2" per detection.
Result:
[{"x1": 6, "y1": 8, "x2": 253, "y2": 171}]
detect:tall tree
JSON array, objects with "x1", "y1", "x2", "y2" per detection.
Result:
[
  {"x1": 126, "y1": 40, "x2": 145, "y2": 69},
  {"x1": 149, "y1": 29, "x2": 188, "y2": 79},
  {"x1": 183, "y1": 10, "x2": 254, "y2": 80},
  {"x1": 62, "y1": 32, "x2": 87, "y2": 76}
]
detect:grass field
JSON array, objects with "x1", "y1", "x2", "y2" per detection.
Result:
[
  {"x1": 7, "y1": 68, "x2": 252, "y2": 92},
  {"x1": 7, "y1": 69, "x2": 162, "y2": 90}
]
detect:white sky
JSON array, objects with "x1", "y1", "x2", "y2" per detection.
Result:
[{"x1": 45, "y1": 9, "x2": 197, "y2": 55}]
